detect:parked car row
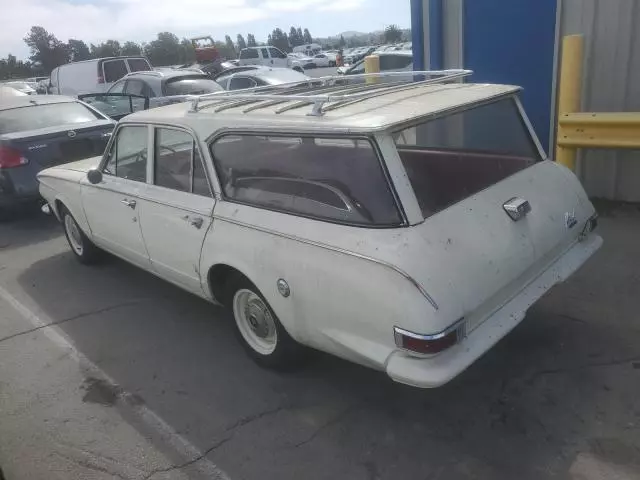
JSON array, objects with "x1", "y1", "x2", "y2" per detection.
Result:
[
  {"x1": 33, "y1": 71, "x2": 602, "y2": 388},
  {"x1": 342, "y1": 42, "x2": 412, "y2": 65}
]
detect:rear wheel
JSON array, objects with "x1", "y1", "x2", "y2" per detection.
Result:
[
  {"x1": 226, "y1": 274, "x2": 303, "y2": 369},
  {"x1": 61, "y1": 207, "x2": 101, "y2": 264}
]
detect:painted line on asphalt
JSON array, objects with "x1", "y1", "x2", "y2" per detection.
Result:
[{"x1": 0, "y1": 284, "x2": 229, "y2": 480}]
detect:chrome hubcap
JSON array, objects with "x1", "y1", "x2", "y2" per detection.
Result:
[
  {"x1": 64, "y1": 214, "x2": 83, "y2": 256},
  {"x1": 233, "y1": 289, "x2": 277, "y2": 355}
]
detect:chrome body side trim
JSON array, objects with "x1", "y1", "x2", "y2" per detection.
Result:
[{"x1": 213, "y1": 214, "x2": 439, "y2": 310}]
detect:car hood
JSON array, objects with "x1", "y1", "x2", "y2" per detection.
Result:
[{"x1": 54, "y1": 155, "x2": 102, "y2": 173}]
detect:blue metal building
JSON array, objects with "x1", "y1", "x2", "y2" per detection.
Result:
[{"x1": 411, "y1": 0, "x2": 640, "y2": 201}]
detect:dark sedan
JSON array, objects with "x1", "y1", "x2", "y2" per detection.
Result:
[{"x1": 0, "y1": 95, "x2": 115, "y2": 215}]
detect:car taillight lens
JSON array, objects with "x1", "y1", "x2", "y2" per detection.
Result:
[
  {"x1": 394, "y1": 320, "x2": 466, "y2": 355},
  {"x1": 0, "y1": 146, "x2": 28, "y2": 169}
]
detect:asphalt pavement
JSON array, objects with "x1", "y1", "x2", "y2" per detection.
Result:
[{"x1": 1, "y1": 203, "x2": 640, "y2": 479}]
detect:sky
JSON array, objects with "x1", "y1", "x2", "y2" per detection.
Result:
[{"x1": 0, "y1": 0, "x2": 411, "y2": 59}]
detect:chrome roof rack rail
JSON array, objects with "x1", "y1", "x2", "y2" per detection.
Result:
[{"x1": 189, "y1": 69, "x2": 472, "y2": 116}]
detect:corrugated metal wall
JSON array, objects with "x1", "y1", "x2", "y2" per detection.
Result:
[{"x1": 560, "y1": 0, "x2": 640, "y2": 201}]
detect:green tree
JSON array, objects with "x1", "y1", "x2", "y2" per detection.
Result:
[
  {"x1": 267, "y1": 34, "x2": 273, "y2": 46},
  {"x1": 236, "y1": 34, "x2": 247, "y2": 50},
  {"x1": 297, "y1": 27, "x2": 304, "y2": 43},
  {"x1": 179, "y1": 38, "x2": 196, "y2": 64},
  {"x1": 144, "y1": 32, "x2": 181, "y2": 66},
  {"x1": 24, "y1": 26, "x2": 70, "y2": 73},
  {"x1": 67, "y1": 39, "x2": 91, "y2": 61},
  {"x1": 90, "y1": 40, "x2": 121, "y2": 58},
  {"x1": 269, "y1": 28, "x2": 290, "y2": 52},
  {"x1": 247, "y1": 34, "x2": 257, "y2": 47},
  {"x1": 224, "y1": 35, "x2": 235, "y2": 53},
  {"x1": 121, "y1": 41, "x2": 142, "y2": 56},
  {"x1": 339, "y1": 34, "x2": 346, "y2": 47},
  {"x1": 289, "y1": 27, "x2": 302, "y2": 47},
  {"x1": 384, "y1": 24, "x2": 403, "y2": 43},
  {"x1": 303, "y1": 28, "x2": 312, "y2": 44}
]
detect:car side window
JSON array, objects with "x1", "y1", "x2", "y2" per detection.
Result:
[
  {"x1": 210, "y1": 135, "x2": 401, "y2": 226},
  {"x1": 228, "y1": 76, "x2": 257, "y2": 90},
  {"x1": 103, "y1": 125, "x2": 148, "y2": 182},
  {"x1": 154, "y1": 128, "x2": 211, "y2": 197},
  {"x1": 240, "y1": 49, "x2": 258, "y2": 59},
  {"x1": 269, "y1": 47, "x2": 287, "y2": 59},
  {"x1": 103, "y1": 60, "x2": 128, "y2": 83},
  {"x1": 260, "y1": 48, "x2": 269, "y2": 59},
  {"x1": 125, "y1": 79, "x2": 152, "y2": 97},
  {"x1": 109, "y1": 80, "x2": 125, "y2": 94}
]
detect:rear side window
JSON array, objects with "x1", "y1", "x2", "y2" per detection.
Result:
[
  {"x1": 103, "y1": 60, "x2": 128, "y2": 83},
  {"x1": 127, "y1": 58, "x2": 151, "y2": 72},
  {"x1": 210, "y1": 135, "x2": 401, "y2": 226},
  {"x1": 394, "y1": 98, "x2": 541, "y2": 219},
  {"x1": 240, "y1": 49, "x2": 259, "y2": 59},
  {"x1": 260, "y1": 48, "x2": 269, "y2": 58},
  {"x1": 0, "y1": 102, "x2": 102, "y2": 134},
  {"x1": 163, "y1": 76, "x2": 223, "y2": 96},
  {"x1": 154, "y1": 128, "x2": 211, "y2": 196}
]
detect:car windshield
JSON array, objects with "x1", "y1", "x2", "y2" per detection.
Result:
[
  {"x1": 163, "y1": 76, "x2": 223, "y2": 96},
  {"x1": 7, "y1": 82, "x2": 30, "y2": 90},
  {"x1": 0, "y1": 102, "x2": 102, "y2": 134}
]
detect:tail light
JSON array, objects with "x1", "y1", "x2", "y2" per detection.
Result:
[
  {"x1": 97, "y1": 75, "x2": 105, "y2": 84},
  {"x1": 394, "y1": 319, "x2": 466, "y2": 355},
  {"x1": 580, "y1": 213, "x2": 598, "y2": 240},
  {"x1": 0, "y1": 146, "x2": 29, "y2": 169}
]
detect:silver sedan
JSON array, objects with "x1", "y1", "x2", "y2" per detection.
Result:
[{"x1": 213, "y1": 66, "x2": 311, "y2": 90}]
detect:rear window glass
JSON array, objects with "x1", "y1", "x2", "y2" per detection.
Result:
[
  {"x1": 240, "y1": 49, "x2": 259, "y2": 59},
  {"x1": 394, "y1": 98, "x2": 540, "y2": 219},
  {"x1": 103, "y1": 60, "x2": 128, "y2": 83},
  {"x1": 379, "y1": 55, "x2": 412, "y2": 71},
  {"x1": 0, "y1": 102, "x2": 102, "y2": 134},
  {"x1": 127, "y1": 58, "x2": 151, "y2": 72},
  {"x1": 163, "y1": 76, "x2": 223, "y2": 96},
  {"x1": 211, "y1": 135, "x2": 401, "y2": 226}
]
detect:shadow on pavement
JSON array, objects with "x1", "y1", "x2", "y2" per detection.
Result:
[
  {"x1": 0, "y1": 210, "x2": 61, "y2": 251},
  {"x1": 14, "y1": 221, "x2": 640, "y2": 480}
]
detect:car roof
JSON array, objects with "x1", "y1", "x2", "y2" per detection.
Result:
[
  {"x1": 122, "y1": 82, "x2": 521, "y2": 135},
  {"x1": 124, "y1": 70, "x2": 209, "y2": 81},
  {"x1": 0, "y1": 94, "x2": 77, "y2": 111}
]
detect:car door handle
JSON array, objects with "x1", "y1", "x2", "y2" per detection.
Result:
[
  {"x1": 182, "y1": 215, "x2": 203, "y2": 229},
  {"x1": 121, "y1": 199, "x2": 136, "y2": 209}
]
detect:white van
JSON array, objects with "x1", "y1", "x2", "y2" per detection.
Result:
[
  {"x1": 238, "y1": 47, "x2": 304, "y2": 72},
  {"x1": 292, "y1": 43, "x2": 322, "y2": 56},
  {"x1": 50, "y1": 57, "x2": 152, "y2": 96}
]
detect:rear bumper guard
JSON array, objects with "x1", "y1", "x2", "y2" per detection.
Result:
[{"x1": 385, "y1": 233, "x2": 603, "y2": 388}]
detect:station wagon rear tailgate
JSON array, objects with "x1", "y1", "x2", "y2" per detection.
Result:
[{"x1": 402, "y1": 160, "x2": 597, "y2": 333}]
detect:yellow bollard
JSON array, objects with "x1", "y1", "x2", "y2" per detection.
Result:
[
  {"x1": 364, "y1": 55, "x2": 380, "y2": 84},
  {"x1": 555, "y1": 35, "x2": 584, "y2": 170}
]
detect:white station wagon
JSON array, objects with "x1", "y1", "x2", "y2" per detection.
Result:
[{"x1": 38, "y1": 70, "x2": 602, "y2": 388}]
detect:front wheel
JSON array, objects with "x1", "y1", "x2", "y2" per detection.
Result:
[
  {"x1": 227, "y1": 275, "x2": 303, "y2": 369},
  {"x1": 61, "y1": 207, "x2": 101, "y2": 264}
]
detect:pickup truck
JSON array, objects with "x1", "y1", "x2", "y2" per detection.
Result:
[{"x1": 238, "y1": 47, "x2": 304, "y2": 73}]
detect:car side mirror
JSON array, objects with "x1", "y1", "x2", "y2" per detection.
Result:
[{"x1": 87, "y1": 168, "x2": 103, "y2": 184}]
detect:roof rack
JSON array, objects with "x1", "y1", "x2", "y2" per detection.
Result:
[{"x1": 189, "y1": 69, "x2": 472, "y2": 116}]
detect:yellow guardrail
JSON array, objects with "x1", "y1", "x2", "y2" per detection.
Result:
[
  {"x1": 558, "y1": 112, "x2": 640, "y2": 149},
  {"x1": 555, "y1": 35, "x2": 640, "y2": 171}
]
